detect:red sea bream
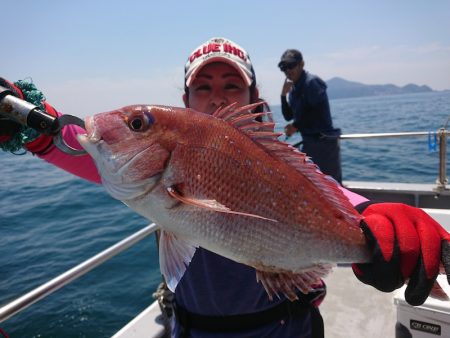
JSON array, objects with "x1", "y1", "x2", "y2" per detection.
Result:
[{"x1": 77, "y1": 103, "x2": 372, "y2": 300}]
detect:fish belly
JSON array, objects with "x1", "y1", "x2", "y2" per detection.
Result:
[{"x1": 129, "y1": 186, "x2": 370, "y2": 272}]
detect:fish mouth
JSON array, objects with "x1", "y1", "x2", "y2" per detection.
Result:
[
  {"x1": 84, "y1": 116, "x2": 102, "y2": 142},
  {"x1": 76, "y1": 116, "x2": 104, "y2": 155},
  {"x1": 77, "y1": 115, "x2": 125, "y2": 173}
]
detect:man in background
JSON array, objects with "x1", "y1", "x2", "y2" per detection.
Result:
[{"x1": 279, "y1": 49, "x2": 342, "y2": 183}]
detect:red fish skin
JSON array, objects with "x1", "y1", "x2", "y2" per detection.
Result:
[{"x1": 84, "y1": 104, "x2": 370, "y2": 272}]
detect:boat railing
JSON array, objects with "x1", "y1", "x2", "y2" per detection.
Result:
[
  {"x1": 337, "y1": 128, "x2": 449, "y2": 191},
  {"x1": 0, "y1": 223, "x2": 159, "y2": 323},
  {"x1": 0, "y1": 127, "x2": 449, "y2": 325}
]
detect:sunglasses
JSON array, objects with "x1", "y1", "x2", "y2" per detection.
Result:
[{"x1": 279, "y1": 62, "x2": 298, "y2": 72}]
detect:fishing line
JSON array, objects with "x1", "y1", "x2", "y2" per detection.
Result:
[{"x1": 444, "y1": 114, "x2": 450, "y2": 129}]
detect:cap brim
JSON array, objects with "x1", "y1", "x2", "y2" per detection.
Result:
[
  {"x1": 186, "y1": 56, "x2": 253, "y2": 87},
  {"x1": 278, "y1": 58, "x2": 298, "y2": 67}
]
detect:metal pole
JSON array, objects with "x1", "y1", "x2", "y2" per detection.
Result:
[
  {"x1": 339, "y1": 131, "x2": 431, "y2": 139},
  {"x1": 436, "y1": 127, "x2": 448, "y2": 190},
  {"x1": 0, "y1": 223, "x2": 159, "y2": 323}
]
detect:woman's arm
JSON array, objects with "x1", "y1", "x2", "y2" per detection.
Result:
[
  {"x1": 0, "y1": 78, "x2": 101, "y2": 184},
  {"x1": 339, "y1": 186, "x2": 369, "y2": 206}
]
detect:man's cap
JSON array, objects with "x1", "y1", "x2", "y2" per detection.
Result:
[
  {"x1": 278, "y1": 49, "x2": 303, "y2": 67},
  {"x1": 185, "y1": 37, "x2": 255, "y2": 87}
]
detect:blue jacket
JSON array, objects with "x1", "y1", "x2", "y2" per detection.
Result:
[{"x1": 282, "y1": 71, "x2": 335, "y2": 137}]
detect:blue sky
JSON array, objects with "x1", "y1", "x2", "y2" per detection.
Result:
[{"x1": 2, "y1": 0, "x2": 449, "y2": 116}]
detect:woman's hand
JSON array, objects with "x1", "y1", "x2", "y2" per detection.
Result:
[{"x1": 352, "y1": 202, "x2": 450, "y2": 306}]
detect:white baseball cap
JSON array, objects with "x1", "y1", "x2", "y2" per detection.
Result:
[{"x1": 185, "y1": 37, "x2": 255, "y2": 87}]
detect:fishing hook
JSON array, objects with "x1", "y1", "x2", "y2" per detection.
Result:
[{"x1": 52, "y1": 115, "x2": 87, "y2": 156}]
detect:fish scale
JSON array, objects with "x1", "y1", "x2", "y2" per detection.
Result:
[{"x1": 78, "y1": 103, "x2": 371, "y2": 298}]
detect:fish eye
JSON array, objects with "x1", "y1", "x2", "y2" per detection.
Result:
[
  {"x1": 130, "y1": 118, "x2": 143, "y2": 130},
  {"x1": 128, "y1": 112, "x2": 154, "y2": 132}
]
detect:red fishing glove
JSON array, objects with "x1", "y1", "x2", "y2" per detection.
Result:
[
  {"x1": 0, "y1": 77, "x2": 56, "y2": 154},
  {"x1": 352, "y1": 202, "x2": 450, "y2": 306}
]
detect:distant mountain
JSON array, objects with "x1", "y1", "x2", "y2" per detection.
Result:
[{"x1": 326, "y1": 77, "x2": 433, "y2": 100}]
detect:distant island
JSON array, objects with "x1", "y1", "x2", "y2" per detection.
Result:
[{"x1": 326, "y1": 77, "x2": 434, "y2": 100}]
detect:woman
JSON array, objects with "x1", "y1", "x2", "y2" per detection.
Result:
[
  {"x1": 1, "y1": 37, "x2": 448, "y2": 338},
  {"x1": 172, "y1": 37, "x2": 330, "y2": 337}
]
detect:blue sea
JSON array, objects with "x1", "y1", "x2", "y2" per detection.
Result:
[{"x1": 1, "y1": 91, "x2": 449, "y2": 337}]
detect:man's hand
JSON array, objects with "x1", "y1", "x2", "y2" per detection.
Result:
[
  {"x1": 284, "y1": 123, "x2": 298, "y2": 137},
  {"x1": 352, "y1": 203, "x2": 450, "y2": 306},
  {"x1": 281, "y1": 78, "x2": 293, "y2": 96}
]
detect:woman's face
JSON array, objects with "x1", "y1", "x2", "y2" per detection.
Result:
[{"x1": 184, "y1": 62, "x2": 251, "y2": 114}]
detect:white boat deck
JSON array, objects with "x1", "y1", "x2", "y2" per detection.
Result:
[
  {"x1": 113, "y1": 208, "x2": 450, "y2": 338},
  {"x1": 112, "y1": 301, "x2": 166, "y2": 338},
  {"x1": 322, "y1": 267, "x2": 396, "y2": 338}
]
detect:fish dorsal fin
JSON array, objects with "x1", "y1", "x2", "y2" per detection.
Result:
[
  {"x1": 159, "y1": 229, "x2": 197, "y2": 291},
  {"x1": 212, "y1": 102, "x2": 238, "y2": 120},
  {"x1": 218, "y1": 104, "x2": 362, "y2": 225},
  {"x1": 212, "y1": 102, "x2": 265, "y2": 121},
  {"x1": 240, "y1": 121, "x2": 276, "y2": 132}
]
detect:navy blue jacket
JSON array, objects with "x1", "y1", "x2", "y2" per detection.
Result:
[
  {"x1": 172, "y1": 248, "x2": 319, "y2": 337},
  {"x1": 281, "y1": 71, "x2": 335, "y2": 137}
]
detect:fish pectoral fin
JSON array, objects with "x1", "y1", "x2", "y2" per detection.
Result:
[
  {"x1": 167, "y1": 187, "x2": 278, "y2": 222},
  {"x1": 159, "y1": 229, "x2": 197, "y2": 292},
  {"x1": 256, "y1": 264, "x2": 334, "y2": 301}
]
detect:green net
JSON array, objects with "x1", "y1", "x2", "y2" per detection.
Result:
[{"x1": 0, "y1": 80, "x2": 45, "y2": 153}]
